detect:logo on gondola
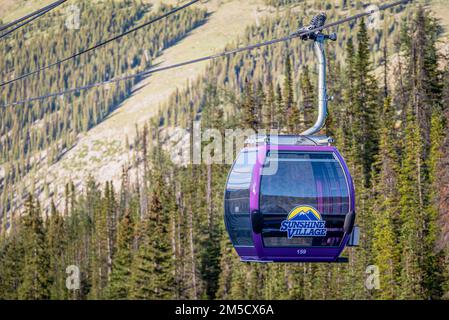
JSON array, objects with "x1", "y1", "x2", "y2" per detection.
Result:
[{"x1": 280, "y1": 206, "x2": 327, "y2": 238}]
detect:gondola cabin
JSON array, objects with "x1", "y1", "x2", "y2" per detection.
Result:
[{"x1": 224, "y1": 135, "x2": 358, "y2": 263}]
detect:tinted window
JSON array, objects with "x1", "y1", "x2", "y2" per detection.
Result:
[
  {"x1": 260, "y1": 152, "x2": 350, "y2": 215},
  {"x1": 260, "y1": 151, "x2": 350, "y2": 248},
  {"x1": 224, "y1": 151, "x2": 256, "y2": 246}
]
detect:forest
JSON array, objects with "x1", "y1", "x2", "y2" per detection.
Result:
[
  {"x1": 0, "y1": 0, "x2": 207, "y2": 213},
  {"x1": 1, "y1": 0, "x2": 449, "y2": 300}
]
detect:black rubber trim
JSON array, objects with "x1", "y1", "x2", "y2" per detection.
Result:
[
  {"x1": 344, "y1": 211, "x2": 356, "y2": 234},
  {"x1": 251, "y1": 210, "x2": 264, "y2": 234}
]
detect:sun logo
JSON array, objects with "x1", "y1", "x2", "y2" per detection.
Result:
[
  {"x1": 287, "y1": 206, "x2": 323, "y2": 221},
  {"x1": 280, "y1": 206, "x2": 327, "y2": 239}
]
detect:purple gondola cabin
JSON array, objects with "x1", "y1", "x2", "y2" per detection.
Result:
[
  {"x1": 225, "y1": 14, "x2": 360, "y2": 263},
  {"x1": 224, "y1": 135, "x2": 359, "y2": 263}
]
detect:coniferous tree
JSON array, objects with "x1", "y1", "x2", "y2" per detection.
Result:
[
  {"x1": 402, "y1": 6, "x2": 443, "y2": 145},
  {"x1": 0, "y1": 215, "x2": 24, "y2": 300},
  {"x1": 396, "y1": 5, "x2": 445, "y2": 300},
  {"x1": 423, "y1": 111, "x2": 446, "y2": 298},
  {"x1": 438, "y1": 63, "x2": 449, "y2": 299},
  {"x1": 371, "y1": 98, "x2": 400, "y2": 299},
  {"x1": 398, "y1": 112, "x2": 425, "y2": 299},
  {"x1": 216, "y1": 233, "x2": 235, "y2": 299},
  {"x1": 108, "y1": 208, "x2": 134, "y2": 299},
  {"x1": 263, "y1": 81, "x2": 276, "y2": 129},
  {"x1": 283, "y1": 54, "x2": 300, "y2": 132},
  {"x1": 263, "y1": 264, "x2": 288, "y2": 300},
  {"x1": 18, "y1": 196, "x2": 51, "y2": 300},
  {"x1": 275, "y1": 84, "x2": 284, "y2": 129},
  {"x1": 255, "y1": 81, "x2": 266, "y2": 128},
  {"x1": 89, "y1": 184, "x2": 111, "y2": 299},
  {"x1": 340, "y1": 21, "x2": 380, "y2": 300},
  {"x1": 352, "y1": 18, "x2": 380, "y2": 186},
  {"x1": 47, "y1": 201, "x2": 67, "y2": 300},
  {"x1": 241, "y1": 81, "x2": 258, "y2": 130},
  {"x1": 131, "y1": 170, "x2": 174, "y2": 299},
  {"x1": 343, "y1": 37, "x2": 356, "y2": 150},
  {"x1": 130, "y1": 212, "x2": 154, "y2": 299}
]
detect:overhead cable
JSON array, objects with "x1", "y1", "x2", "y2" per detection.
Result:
[
  {"x1": 0, "y1": 0, "x2": 67, "y2": 39},
  {"x1": 0, "y1": 0, "x2": 201, "y2": 88},
  {"x1": 0, "y1": 0, "x2": 411, "y2": 107}
]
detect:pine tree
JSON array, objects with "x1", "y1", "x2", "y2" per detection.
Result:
[
  {"x1": 285, "y1": 265, "x2": 304, "y2": 299},
  {"x1": 439, "y1": 62, "x2": 449, "y2": 299},
  {"x1": 0, "y1": 215, "x2": 24, "y2": 300},
  {"x1": 108, "y1": 208, "x2": 134, "y2": 299},
  {"x1": 423, "y1": 111, "x2": 445, "y2": 298},
  {"x1": 398, "y1": 112, "x2": 425, "y2": 299},
  {"x1": 283, "y1": 54, "x2": 300, "y2": 132},
  {"x1": 89, "y1": 183, "x2": 110, "y2": 299},
  {"x1": 352, "y1": 19, "x2": 380, "y2": 186},
  {"x1": 130, "y1": 215, "x2": 154, "y2": 299},
  {"x1": 263, "y1": 81, "x2": 276, "y2": 129},
  {"x1": 275, "y1": 83, "x2": 284, "y2": 130},
  {"x1": 283, "y1": 54, "x2": 294, "y2": 115},
  {"x1": 47, "y1": 201, "x2": 67, "y2": 300},
  {"x1": 341, "y1": 22, "x2": 380, "y2": 300},
  {"x1": 371, "y1": 98, "x2": 400, "y2": 299},
  {"x1": 342, "y1": 37, "x2": 356, "y2": 150},
  {"x1": 263, "y1": 264, "x2": 288, "y2": 300},
  {"x1": 397, "y1": 6, "x2": 445, "y2": 299},
  {"x1": 241, "y1": 81, "x2": 258, "y2": 130},
  {"x1": 18, "y1": 196, "x2": 51, "y2": 300},
  {"x1": 131, "y1": 170, "x2": 174, "y2": 299},
  {"x1": 216, "y1": 234, "x2": 237, "y2": 299},
  {"x1": 402, "y1": 6, "x2": 443, "y2": 145},
  {"x1": 198, "y1": 163, "x2": 224, "y2": 300},
  {"x1": 255, "y1": 81, "x2": 266, "y2": 129},
  {"x1": 229, "y1": 262, "x2": 253, "y2": 299}
]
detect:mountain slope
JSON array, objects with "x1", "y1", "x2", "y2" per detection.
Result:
[
  {"x1": 2, "y1": 0, "x2": 448, "y2": 214},
  {"x1": 0, "y1": 0, "x2": 58, "y2": 23},
  {"x1": 13, "y1": 0, "x2": 274, "y2": 211}
]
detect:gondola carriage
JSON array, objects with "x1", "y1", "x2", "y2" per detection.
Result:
[{"x1": 224, "y1": 13, "x2": 359, "y2": 263}]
